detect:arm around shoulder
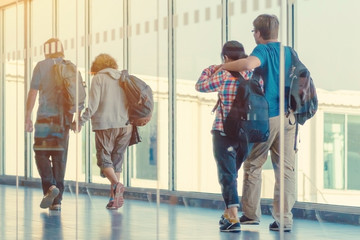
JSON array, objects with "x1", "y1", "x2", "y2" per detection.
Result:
[{"x1": 222, "y1": 56, "x2": 260, "y2": 72}]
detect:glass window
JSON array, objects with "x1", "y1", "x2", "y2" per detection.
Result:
[
  {"x1": 90, "y1": 0, "x2": 123, "y2": 68},
  {"x1": 297, "y1": 0, "x2": 360, "y2": 91},
  {"x1": 298, "y1": 0, "x2": 360, "y2": 206},
  {"x1": 323, "y1": 113, "x2": 345, "y2": 190},
  {"x1": 31, "y1": 0, "x2": 53, "y2": 63},
  {"x1": 128, "y1": 0, "x2": 168, "y2": 189},
  {"x1": 175, "y1": 0, "x2": 222, "y2": 193},
  {"x1": 4, "y1": 3, "x2": 25, "y2": 176},
  {"x1": 28, "y1": 0, "x2": 54, "y2": 179},
  {"x1": 346, "y1": 115, "x2": 360, "y2": 190}
]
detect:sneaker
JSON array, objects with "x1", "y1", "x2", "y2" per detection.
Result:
[
  {"x1": 106, "y1": 200, "x2": 118, "y2": 210},
  {"x1": 219, "y1": 214, "x2": 226, "y2": 225},
  {"x1": 40, "y1": 186, "x2": 60, "y2": 209},
  {"x1": 219, "y1": 219, "x2": 241, "y2": 232},
  {"x1": 49, "y1": 204, "x2": 61, "y2": 211},
  {"x1": 239, "y1": 215, "x2": 260, "y2": 225},
  {"x1": 269, "y1": 221, "x2": 292, "y2": 232},
  {"x1": 113, "y1": 183, "x2": 125, "y2": 208}
]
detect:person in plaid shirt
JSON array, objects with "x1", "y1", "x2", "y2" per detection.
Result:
[{"x1": 195, "y1": 40, "x2": 253, "y2": 232}]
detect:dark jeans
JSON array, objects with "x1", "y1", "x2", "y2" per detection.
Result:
[
  {"x1": 212, "y1": 130, "x2": 253, "y2": 208},
  {"x1": 34, "y1": 127, "x2": 69, "y2": 205}
]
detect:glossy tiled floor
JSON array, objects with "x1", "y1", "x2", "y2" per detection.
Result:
[{"x1": 1, "y1": 184, "x2": 359, "y2": 240}]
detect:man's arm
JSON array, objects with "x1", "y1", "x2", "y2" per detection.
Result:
[
  {"x1": 221, "y1": 56, "x2": 261, "y2": 72},
  {"x1": 25, "y1": 89, "x2": 38, "y2": 132}
]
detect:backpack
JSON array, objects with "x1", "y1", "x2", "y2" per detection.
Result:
[
  {"x1": 218, "y1": 73, "x2": 270, "y2": 143},
  {"x1": 287, "y1": 47, "x2": 318, "y2": 150},
  {"x1": 119, "y1": 70, "x2": 154, "y2": 126},
  {"x1": 53, "y1": 59, "x2": 86, "y2": 114},
  {"x1": 287, "y1": 47, "x2": 318, "y2": 125}
]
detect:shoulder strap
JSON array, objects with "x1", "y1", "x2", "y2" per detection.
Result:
[{"x1": 287, "y1": 46, "x2": 301, "y2": 152}]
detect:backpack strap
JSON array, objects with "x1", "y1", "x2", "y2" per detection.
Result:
[
  {"x1": 52, "y1": 58, "x2": 66, "y2": 129},
  {"x1": 294, "y1": 122, "x2": 299, "y2": 152},
  {"x1": 211, "y1": 97, "x2": 220, "y2": 115},
  {"x1": 287, "y1": 47, "x2": 301, "y2": 152},
  {"x1": 212, "y1": 94, "x2": 225, "y2": 126}
]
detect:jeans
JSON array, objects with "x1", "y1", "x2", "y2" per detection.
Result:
[
  {"x1": 34, "y1": 127, "x2": 69, "y2": 205},
  {"x1": 212, "y1": 130, "x2": 253, "y2": 208}
]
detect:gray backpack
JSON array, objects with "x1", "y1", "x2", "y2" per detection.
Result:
[
  {"x1": 53, "y1": 59, "x2": 86, "y2": 114},
  {"x1": 119, "y1": 70, "x2": 154, "y2": 127}
]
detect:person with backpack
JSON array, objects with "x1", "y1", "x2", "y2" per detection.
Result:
[
  {"x1": 72, "y1": 53, "x2": 131, "y2": 210},
  {"x1": 25, "y1": 38, "x2": 75, "y2": 211},
  {"x1": 219, "y1": 14, "x2": 297, "y2": 232},
  {"x1": 195, "y1": 41, "x2": 254, "y2": 232}
]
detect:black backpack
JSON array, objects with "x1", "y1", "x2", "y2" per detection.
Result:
[
  {"x1": 119, "y1": 70, "x2": 154, "y2": 127},
  {"x1": 218, "y1": 74, "x2": 270, "y2": 143},
  {"x1": 287, "y1": 47, "x2": 318, "y2": 150},
  {"x1": 53, "y1": 59, "x2": 86, "y2": 114}
]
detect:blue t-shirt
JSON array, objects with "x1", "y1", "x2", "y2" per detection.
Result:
[
  {"x1": 250, "y1": 42, "x2": 292, "y2": 117},
  {"x1": 31, "y1": 57, "x2": 64, "y2": 119}
]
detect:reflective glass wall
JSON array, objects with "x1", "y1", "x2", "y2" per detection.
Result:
[
  {"x1": 1, "y1": 0, "x2": 360, "y2": 237},
  {"x1": 3, "y1": 2, "x2": 24, "y2": 176},
  {"x1": 295, "y1": 0, "x2": 360, "y2": 206}
]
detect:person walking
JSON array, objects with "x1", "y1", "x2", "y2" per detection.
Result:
[
  {"x1": 195, "y1": 41, "x2": 254, "y2": 232},
  {"x1": 25, "y1": 38, "x2": 75, "y2": 211},
  {"x1": 220, "y1": 14, "x2": 296, "y2": 232},
  {"x1": 73, "y1": 53, "x2": 132, "y2": 210}
]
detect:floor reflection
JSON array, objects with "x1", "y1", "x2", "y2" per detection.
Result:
[
  {"x1": 1, "y1": 185, "x2": 360, "y2": 240},
  {"x1": 40, "y1": 211, "x2": 63, "y2": 240},
  {"x1": 109, "y1": 211, "x2": 123, "y2": 240}
]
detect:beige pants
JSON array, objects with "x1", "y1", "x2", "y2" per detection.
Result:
[{"x1": 241, "y1": 115, "x2": 296, "y2": 226}]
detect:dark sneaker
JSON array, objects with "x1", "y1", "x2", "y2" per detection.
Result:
[
  {"x1": 113, "y1": 183, "x2": 125, "y2": 208},
  {"x1": 49, "y1": 204, "x2": 61, "y2": 211},
  {"x1": 40, "y1": 186, "x2": 60, "y2": 209},
  {"x1": 219, "y1": 219, "x2": 241, "y2": 232},
  {"x1": 219, "y1": 214, "x2": 226, "y2": 225},
  {"x1": 106, "y1": 200, "x2": 118, "y2": 210},
  {"x1": 269, "y1": 221, "x2": 291, "y2": 232},
  {"x1": 239, "y1": 215, "x2": 260, "y2": 225}
]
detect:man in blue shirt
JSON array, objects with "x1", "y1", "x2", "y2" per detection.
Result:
[
  {"x1": 25, "y1": 38, "x2": 73, "y2": 211},
  {"x1": 220, "y1": 14, "x2": 296, "y2": 232}
]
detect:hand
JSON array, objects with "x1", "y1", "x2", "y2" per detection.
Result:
[
  {"x1": 25, "y1": 119, "x2": 33, "y2": 132},
  {"x1": 71, "y1": 121, "x2": 82, "y2": 133},
  {"x1": 214, "y1": 64, "x2": 223, "y2": 75}
]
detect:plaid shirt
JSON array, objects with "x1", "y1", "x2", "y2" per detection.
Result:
[{"x1": 195, "y1": 65, "x2": 253, "y2": 132}]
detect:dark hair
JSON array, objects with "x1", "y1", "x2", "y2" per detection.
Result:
[
  {"x1": 90, "y1": 53, "x2": 118, "y2": 74},
  {"x1": 43, "y1": 38, "x2": 64, "y2": 59},
  {"x1": 221, "y1": 40, "x2": 248, "y2": 77},
  {"x1": 253, "y1": 14, "x2": 279, "y2": 40}
]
